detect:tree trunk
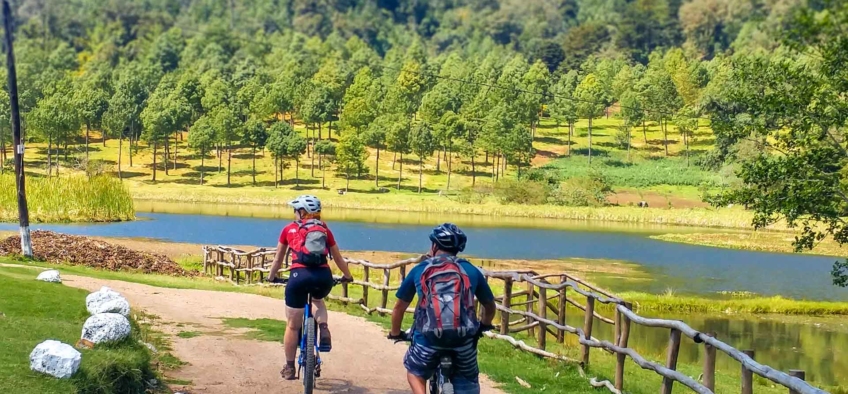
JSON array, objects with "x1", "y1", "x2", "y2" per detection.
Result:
[
  {"x1": 588, "y1": 116, "x2": 593, "y2": 165},
  {"x1": 85, "y1": 123, "x2": 90, "y2": 160},
  {"x1": 436, "y1": 148, "x2": 441, "y2": 172},
  {"x1": 397, "y1": 152, "x2": 403, "y2": 190},
  {"x1": 311, "y1": 143, "x2": 315, "y2": 177},
  {"x1": 643, "y1": 120, "x2": 648, "y2": 144},
  {"x1": 274, "y1": 157, "x2": 278, "y2": 188},
  {"x1": 252, "y1": 145, "x2": 257, "y2": 185},
  {"x1": 318, "y1": 122, "x2": 322, "y2": 140},
  {"x1": 152, "y1": 141, "x2": 158, "y2": 181},
  {"x1": 375, "y1": 147, "x2": 380, "y2": 187},
  {"x1": 392, "y1": 151, "x2": 397, "y2": 170},
  {"x1": 217, "y1": 144, "x2": 222, "y2": 172},
  {"x1": 446, "y1": 143, "x2": 452, "y2": 191},
  {"x1": 568, "y1": 123, "x2": 573, "y2": 156},
  {"x1": 103, "y1": 129, "x2": 107, "y2": 147},
  {"x1": 227, "y1": 145, "x2": 232, "y2": 185},
  {"x1": 345, "y1": 169, "x2": 350, "y2": 190},
  {"x1": 471, "y1": 153, "x2": 476, "y2": 187},
  {"x1": 663, "y1": 118, "x2": 669, "y2": 156},
  {"x1": 627, "y1": 125, "x2": 632, "y2": 162},
  {"x1": 47, "y1": 137, "x2": 52, "y2": 177},
  {"x1": 201, "y1": 153, "x2": 205, "y2": 185},
  {"x1": 63, "y1": 141, "x2": 68, "y2": 165},
  {"x1": 321, "y1": 154, "x2": 326, "y2": 188},
  {"x1": 295, "y1": 159, "x2": 300, "y2": 187},
  {"x1": 306, "y1": 125, "x2": 312, "y2": 158},
  {"x1": 174, "y1": 131, "x2": 178, "y2": 170},
  {"x1": 129, "y1": 121, "x2": 134, "y2": 167},
  {"x1": 162, "y1": 137, "x2": 170, "y2": 175},
  {"x1": 118, "y1": 133, "x2": 123, "y2": 181},
  {"x1": 418, "y1": 156, "x2": 423, "y2": 193},
  {"x1": 329, "y1": 120, "x2": 332, "y2": 139}
]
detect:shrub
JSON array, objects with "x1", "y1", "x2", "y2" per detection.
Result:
[
  {"x1": 550, "y1": 171, "x2": 612, "y2": 207},
  {"x1": 492, "y1": 179, "x2": 549, "y2": 205}
]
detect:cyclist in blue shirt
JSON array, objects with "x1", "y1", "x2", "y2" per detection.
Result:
[{"x1": 388, "y1": 223, "x2": 497, "y2": 394}]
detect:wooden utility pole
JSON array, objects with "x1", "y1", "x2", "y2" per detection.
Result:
[{"x1": 3, "y1": 0, "x2": 32, "y2": 257}]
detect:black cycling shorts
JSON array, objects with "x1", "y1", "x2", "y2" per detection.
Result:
[{"x1": 285, "y1": 267, "x2": 334, "y2": 308}]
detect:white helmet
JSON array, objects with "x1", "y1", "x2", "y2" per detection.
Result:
[{"x1": 289, "y1": 195, "x2": 321, "y2": 214}]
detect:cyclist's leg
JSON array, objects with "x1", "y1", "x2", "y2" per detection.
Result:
[
  {"x1": 282, "y1": 269, "x2": 309, "y2": 379},
  {"x1": 404, "y1": 341, "x2": 440, "y2": 394},
  {"x1": 308, "y1": 268, "x2": 334, "y2": 350},
  {"x1": 449, "y1": 341, "x2": 481, "y2": 394}
]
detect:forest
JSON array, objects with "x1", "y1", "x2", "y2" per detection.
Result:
[{"x1": 0, "y1": 0, "x2": 846, "y2": 283}]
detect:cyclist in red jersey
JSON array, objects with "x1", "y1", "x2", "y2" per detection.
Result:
[{"x1": 267, "y1": 195, "x2": 353, "y2": 380}]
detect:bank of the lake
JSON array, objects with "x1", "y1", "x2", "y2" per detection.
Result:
[
  {"x1": 129, "y1": 180, "x2": 773, "y2": 230},
  {"x1": 652, "y1": 232, "x2": 848, "y2": 258},
  {"x1": 0, "y1": 175, "x2": 134, "y2": 223}
]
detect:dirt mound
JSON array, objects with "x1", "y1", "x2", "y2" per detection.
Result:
[{"x1": 0, "y1": 230, "x2": 193, "y2": 276}]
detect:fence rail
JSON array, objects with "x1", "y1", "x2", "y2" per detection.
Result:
[{"x1": 203, "y1": 245, "x2": 828, "y2": 394}]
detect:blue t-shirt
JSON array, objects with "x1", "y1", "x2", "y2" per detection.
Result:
[{"x1": 396, "y1": 256, "x2": 495, "y2": 346}]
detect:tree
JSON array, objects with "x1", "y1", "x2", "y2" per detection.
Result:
[
  {"x1": 410, "y1": 121, "x2": 435, "y2": 193},
  {"x1": 267, "y1": 121, "x2": 294, "y2": 187},
  {"x1": 72, "y1": 72, "x2": 109, "y2": 160},
  {"x1": 141, "y1": 76, "x2": 184, "y2": 181},
  {"x1": 364, "y1": 119, "x2": 387, "y2": 187},
  {"x1": 29, "y1": 80, "x2": 79, "y2": 177},
  {"x1": 336, "y1": 132, "x2": 367, "y2": 190},
  {"x1": 188, "y1": 115, "x2": 216, "y2": 185},
  {"x1": 619, "y1": 89, "x2": 645, "y2": 158},
  {"x1": 638, "y1": 52, "x2": 683, "y2": 156},
  {"x1": 211, "y1": 107, "x2": 242, "y2": 186},
  {"x1": 574, "y1": 73, "x2": 606, "y2": 164},
  {"x1": 314, "y1": 140, "x2": 336, "y2": 189},
  {"x1": 385, "y1": 114, "x2": 411, "y2": 190},
  {"x1": 550, "y1": 70, "x2": 579, "y2": 157},
  {"x1": 242, "y1": 117, "x2": 269, "y2": 185},
  {"x1": 705, "y1": 1, "x2": 848, "y2": 286},
  {"x1": 521, "y1": 60, "x2": 550, "y2": 139},
  {"x1": 285, "y1": 134, "x2": 308, "y2": 187}
]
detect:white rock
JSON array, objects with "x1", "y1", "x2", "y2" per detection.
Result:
[
  {"x1": 36, "y1": 270, "x2": 62, "y2": 283},
  {"x1": 86, "y1": 287, "x2": 130, "y2": 316},
  {"x1": 81, "y1": 313, "x2": 132, "y2": 344},
  {"x1": 29, "y1": 340, "x2": 81, "y2": 379}
]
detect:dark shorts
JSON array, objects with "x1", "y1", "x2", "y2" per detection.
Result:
[
  {"x1": 403, "y1": 340, "x2": 480, "y2": 394},
  {"x1": 284, "y1": 267, "x2": 333, "y2": 308}
]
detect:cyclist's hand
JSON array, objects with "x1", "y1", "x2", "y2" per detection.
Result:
[
  {"x1": 340, "y1": 275, "x2": 354, "y2": 283},
  {"x1": 477, "y1": 323, "x2": 495, "y2": 337}
]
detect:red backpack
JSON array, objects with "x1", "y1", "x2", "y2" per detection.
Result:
[
  {"x1": 414, "y1": 255, "x2": 479, "y2": 347},
  {"x1": 290, "y1": 219, "x2": 330, "y2": 267}
]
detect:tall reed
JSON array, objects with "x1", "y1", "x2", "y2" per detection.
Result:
[{"x1": 0, "y1": 174, "x2": 134, "y2": 222}]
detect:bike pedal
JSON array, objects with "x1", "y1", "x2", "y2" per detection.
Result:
[{"x1": 318, "y1": 345, "x2": 331, "y2": 352}]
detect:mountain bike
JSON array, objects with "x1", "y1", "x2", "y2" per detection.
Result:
[{"x1": 270, "y1": 276, "x2": 348, "y2": 394}]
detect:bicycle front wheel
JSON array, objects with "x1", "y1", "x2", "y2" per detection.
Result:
[{"x1": 303, "y1": 317, "x2": 316, "y2": 394}]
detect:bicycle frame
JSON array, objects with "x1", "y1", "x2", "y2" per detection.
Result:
[{"x1": 297, "y1": 294, "x2": 322, "y2": 379}]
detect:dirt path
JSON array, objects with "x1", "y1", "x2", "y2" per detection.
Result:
[{"x1": 61, "y1": 275, "x2": 505, "y2": 394}]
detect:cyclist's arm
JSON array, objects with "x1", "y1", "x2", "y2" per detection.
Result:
[
  {"x1": 329, "y1": 245, "x2": 353, "y2": 279},
  {"x1": 267, "y1": 242, "x2": 287, "y2": 280},
  {"x1": 390, "y1": 274, "x2": 416, "y2": 336},
  {"x1": 475, "y1": 269, "x2": 497, "y2": 326},
  {"x1": 390, "y1": 299, "x2": 411, "y2": 336}
]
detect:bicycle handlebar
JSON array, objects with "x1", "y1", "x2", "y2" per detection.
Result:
[
  {"x1": 389, "y1": 324, "x2": 495, "y2": 343},
  {"x1": 266, "y1": 275, "x2": 353, "y2": 285}
]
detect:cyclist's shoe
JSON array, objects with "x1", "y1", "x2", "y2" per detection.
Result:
[
  {"x1": 319, "y1": 323, "x2": 332, "y2": 352},
  {"x1": 280, "y1": 365, "x2": 296, "y2": 380}
]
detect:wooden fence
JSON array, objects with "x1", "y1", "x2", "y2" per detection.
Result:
[{"x1": 203, "y1": 245, "x2": 828, "y2": 394}]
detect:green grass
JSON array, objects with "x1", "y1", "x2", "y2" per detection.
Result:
[
  {"x1": 221, "y1": 318, "x2": 287, "y2": 342},
  {"x1": 176, "y1": 331, "x2": 202, "y2": 339},
  {"x1": 4, "y1": 257, "x2": 840, "y2": 393},
  {"x1": 0, "y1": 174, "x2": 134, "y2": 223},
  {"x1": 652, "y1": 232, "x2": 848, "y2": 257},
  {"x1": 0, "y1": 266, "x2": 155, "y2": 394},
  {"x1": 621, "y1": 292, "x2": 848, "y2": 315},
  {"x1": 544, "y1": 151, "x2": 725, "y2": 189}
]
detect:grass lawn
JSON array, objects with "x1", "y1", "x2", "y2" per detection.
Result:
[
  {"x1": 0, "y1": 266, "x2": 157, "y2": 394},
  {"x1": 2, "y1": 256, "x2": 839, "y2": 393}
]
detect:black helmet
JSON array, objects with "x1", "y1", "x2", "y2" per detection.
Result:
[{"x1": 429, "y1": 223, "x2": 467, "y2": 253}]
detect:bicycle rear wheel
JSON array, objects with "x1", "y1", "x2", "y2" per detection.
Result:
[{"x1": 303, "y1": 317, "x2": 316, "y2": 394}]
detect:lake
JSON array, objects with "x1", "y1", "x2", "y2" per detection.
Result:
[{"x1": 2, "y1": 201, "x2": 846, "y2": 301}]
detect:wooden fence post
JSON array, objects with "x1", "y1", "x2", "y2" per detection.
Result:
[
  {"x1": 379, "y1": 268, "x2": 390, "y2": 315},
  {"x1": 341, "y1": 279, "x2": 349, "y2": 304},
  {"x1": 537, "y1": 286, "x2": 547, "y2": 351},
  {"x1": 581, "y1": 296, "x2": 595, "y2": 366},
  {"x1": 661, "y1": 328, "x2": 682, "y2": 394},
  {"x1": 703, "y1": 332, "x2": 717, "y2": 392},
  {"x1": 526, "y1": 282, "x2": 536, "y2": 338},
  {"x1": 557, "y1": 276, "x2": 566, "y2": 343},
  {"x1": 788, "y1": 370, "x2": 805, "y2": 394},
  {"x1": 362, "y1": 266, "x2": 370, "y2": 308},
  {"x1": 399, "y1": 264, "x2": 407, "y2": 281},
  {"x1": 500, "y1": 279, "x2": 513, "y2": 335},
  {"x1": 615, "y1": 302, "x2": 632, "y2": 391},
  {"x1": 742, "y1": 350, "x2": 755, "y2": 394}
]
